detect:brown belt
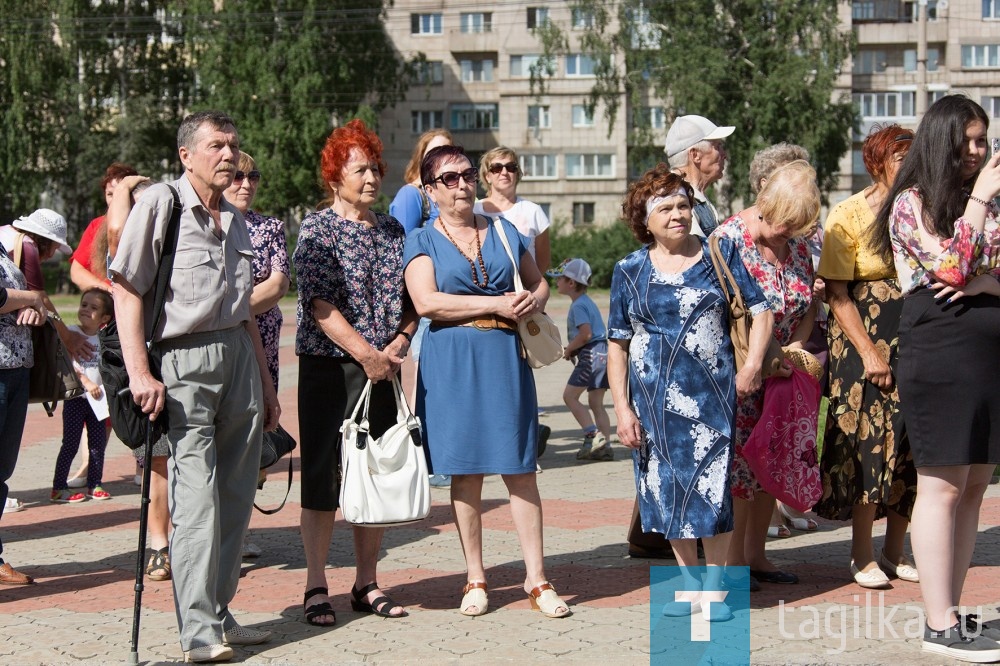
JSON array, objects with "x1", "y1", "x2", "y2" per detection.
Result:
[{"x1": 434, "y1": 315, "x2": 517, "y2": 332}]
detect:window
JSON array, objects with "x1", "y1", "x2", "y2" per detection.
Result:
[
  {"x1": 627, "y1": 6, "x2": 660, "y2": 49},
  {"x1": 572, "y1": 104, "x2": 595, "y2": 127},
  {"x1": 566, "y1": 153, "x2": 614, "y2": 178},
  {"x1": 852, "y1": 1, "x2": 875, "y2": 20},
  {"x1": 510, "y1": 54, "x2": 540, "y2": 78},
  {"x1": 962, "y1": 44, "x2": 1000, "y2": 68},
  {"x1": 987, "y1": 0, "x2": 1000, "y2": 19},
  {"x1": 929, "y1": 90, "x2": 947, "y2": 106},
  {"x1": 903, "y1": 48, "x2": 940, "y2": 72},
  {"x1": 527, "y1": 105, "x2": 551, "y2": 129},
  {"x1": 460, "y1": 12, "x2": 492, "y2": 33},
  {"x1": 853, "y1": 50, "x2": 887, "y2": 74},
  {"x1": 411, "y1": 111, "x2": 443, "y2": 134},
  {"x1": 903, "y1": 0, "x2": 937, "y2": 20},
  {"x1": 572, "y1": 8, "x2": 595, "y2": 29},
  {"x1": 852, "y1": 149, "x2": 865, "y2": 176},
  {"x1": 853, "y1": 91, "x2": 916, "y2": 120},
  {"x1": 411, "y1": 13, "x2": 442, "y2": 35},
  {"x1": 521, "y1": 154, "x2": 557, "y2": 179},
  {"x1": 414, "y1": 61, "x2": 443, "y2": 85},
  {"x1": 460, "y1": 58, "x2": 495, "y2": 83},
  {"x1": 566, "y1": 54, "x2": 595, "y2": 77},
  {"x1": 572, "y1": 202, "x2": 595, "y2": 226},
  {"x1": 633, "y1": 107, "x2": 666, "y2": 130},
  {"x1": 450, "y1": 103, "x2": 498, "y2": 131},
  {"x1": 983, "y1": 96, "x2": 1000, "y2": 118},
  {"x1": 527, "y1": 7, "x2": 550, "y2": 29},
  {"x1": 537, "y1": 203, "x2": 551, "y2": 220}
]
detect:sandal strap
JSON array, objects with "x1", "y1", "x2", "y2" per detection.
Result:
[
  {"x1": 352, "y1": 581, "x2": 379, "y2": 601},
  {"x1": 304, "y1": 586, "x2": 329, "y2": 604},
  {"x1": 529, "y1": 582, "x2": 555, "y2": 598},
  {"x1": 463, "y1": 581, "x2": 488, "y2": 594},
  {"x1": 304, "y1": 601, "x2": 334, "y2": 620},
  {"x1": 370, "y1": 595, "x2": 400, "y2": 615}
]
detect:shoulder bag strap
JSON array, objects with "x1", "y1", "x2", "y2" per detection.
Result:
[
  {"x1": 147, "y1": 185, "x2": 183, "y2": 345},
  {"x1": 11, "y1": 232, "x2": 26, "y2": 271},
  {"x1": 708, "y1": 235, "x2": 747, "y2": 321},
  {"x1": 255, "y1": 455, "x2": 293, "y2": 515},
  {"x1": 492, "y1": 218, "x2": 525, "y2": 292}
]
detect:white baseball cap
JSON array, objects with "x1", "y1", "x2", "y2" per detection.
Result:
[
  {"x1": 12, "y1": 208, "x2": 72, "y2": 254},
  {"x1": 546, "y1": 258, "x2": 592, "y2": 286},
  {"x1": 664, "y1": 115, "x2": 735, "y2": 158}
]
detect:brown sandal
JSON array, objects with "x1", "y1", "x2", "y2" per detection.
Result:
[{"x1": 145, "y1": 547, "x2": 171, "y2": 581}]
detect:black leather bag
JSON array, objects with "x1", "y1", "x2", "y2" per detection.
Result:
[
  {"x1": 29, "y1": 319, "x2": 84, "y2": 416},
  {"x1": 260, "y1": 423, "x2": 296, "y2": 469},
  {"x1": 98, "y1": 186, "x2": 181, "y2": 450}
]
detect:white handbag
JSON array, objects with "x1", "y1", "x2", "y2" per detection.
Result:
[
  {"x1": 492, "y1": 219, "x2": 564, "y2": 369},
  {"x1": 339, "y1": 375, "x2": 431, "y2": 526}
]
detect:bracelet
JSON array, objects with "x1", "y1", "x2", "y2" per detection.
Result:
[
  {"x1": 969, "y1": 194, "x2": 992, "y2": 208},
  {"x1": 396, "y1": 330, "x2": 412, "y2": 343}
]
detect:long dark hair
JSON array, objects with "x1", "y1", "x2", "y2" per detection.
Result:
[{"x1": 867, "y1": 95, "x2": 989, "y2": 263}]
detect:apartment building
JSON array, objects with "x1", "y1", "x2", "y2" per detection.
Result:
[{"x1": 379, "y1": 0, "x2": 1000, "y2": 225}]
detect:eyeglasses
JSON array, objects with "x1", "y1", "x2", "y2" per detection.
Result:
[
  {"x1": 488, "y1": 162, "x2": 519, "y2": 175},
  {"x1": 430, "y1": 167, "x2": 479, "y2": 188},
  {"x1": 234, "y1": 169, "x2": 261, "y2": 184}
]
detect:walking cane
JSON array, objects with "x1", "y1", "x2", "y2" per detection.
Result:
[{"x1": 128, "y1": 419, "x2": 156, "y2": 665}]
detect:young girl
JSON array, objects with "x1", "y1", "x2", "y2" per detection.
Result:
[{"x1": 51, "y1": 288, "x2": 114, "y2": 503}]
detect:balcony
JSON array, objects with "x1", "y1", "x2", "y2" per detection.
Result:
[
  {"x1": 447, "y1": 29, "x2": 497, "y2": 54},
  {"x1": 855, "y1": 19, "x2": 948, "y2": 45}
]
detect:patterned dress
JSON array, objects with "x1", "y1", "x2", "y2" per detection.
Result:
[
  {"x1": 815, "y1": 191, "x2": 916, "y2": 520},
  {"x1": 608, "y1": 238, "x2": 769, "y2": 538},
  {"x1": 245, "y1": 210, "x2": 289, "y2": 391},
  {"x1": 713, "y1": 214, "x2": 814, "y2": 501}
]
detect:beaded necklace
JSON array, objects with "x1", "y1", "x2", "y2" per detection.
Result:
[{"x1": 440, "y1": 217, "x2": 489, "y2": 287}]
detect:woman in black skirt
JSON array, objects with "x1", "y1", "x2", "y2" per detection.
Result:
[{"x1": 868, "y1": 95, "x2": 1000, "y2": 662}]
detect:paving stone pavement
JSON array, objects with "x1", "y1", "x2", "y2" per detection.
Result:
[{"x1": 2, "y1": 294, "x2": 999, "y2": 665}]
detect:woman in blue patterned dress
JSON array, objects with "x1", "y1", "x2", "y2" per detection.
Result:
[
  {"x1": 294, "y1": 120, "x2": 418, "y2": 625},
  {"x1": 403, "y1": 145, "x2": 570, "y2": 619},
  {"x1": 608, "y1": 166, "x2": 774, "y2": 617}
]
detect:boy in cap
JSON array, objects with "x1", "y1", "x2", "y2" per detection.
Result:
[{"x1": 547, "y1": 258, "x2": 614, "y2": 461}]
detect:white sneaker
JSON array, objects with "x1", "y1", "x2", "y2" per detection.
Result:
[
  {"x1": 183, "y1": 644, "x2": 233, "y2": 663},
  {"x1": 67, "y1": 476, "x2": 87, "y2": 489},
  {"x1": 222, "y1": 623, "x2": 271, "y2": 646},
  {"x1": 4, "y1": 497, "x2": 24, "y2": 512},
  {"x1": 241, "y1": 541, "x2": 262, "y2": 559}
]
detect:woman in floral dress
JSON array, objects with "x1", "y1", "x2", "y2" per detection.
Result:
[
  {"x1": 713, "y1": 160, "x2": 820, "y2": 588},
  {"x1": 608, "y1": 166, "x2": 774, "y2": 618}
]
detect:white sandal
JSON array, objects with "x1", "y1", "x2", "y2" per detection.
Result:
[
  {"x1": 460, "y1": 581, "x2": 488, "y2": 616},
  {"x1": 778, "y1": 504, "x2": 818, "y2": 531},
  {"x1": 4, "y1": 497, "x2": 24, "y2": 513},
  {"x1": 528, "y1": 582, "x2": 571, "y2": 618}
]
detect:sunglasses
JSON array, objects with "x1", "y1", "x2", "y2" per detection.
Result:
[
  {"x1": 234, "y1": 169, "x2": 261, "y2": 183},
  {"x1": 431, "y1": 167, "x2": 479, "y2": 188},
  {"x1": 488, "y1": 162, "x2": 519, "y2": 175}
]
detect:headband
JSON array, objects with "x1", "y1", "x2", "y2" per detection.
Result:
[{"x1": 644, "y1": 188, "x2": 690, "y2": 225}]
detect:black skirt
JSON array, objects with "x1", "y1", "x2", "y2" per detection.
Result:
[{"x1": 897, "y1": 288, "x2": 1000, "y2": 467}]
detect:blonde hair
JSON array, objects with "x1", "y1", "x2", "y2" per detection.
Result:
[
  {"x1": 756, "y1": 160, "x2": 820, "y2": 238},
  {"x1": 478, "y1": 146, "x2": 520, "y2": 194},
  {"x1": 237, "y1": 151, "x2": 256, "y2": 172},
  {"x1": 404, "y1": 129, "x2": 453, "y2": 184}
]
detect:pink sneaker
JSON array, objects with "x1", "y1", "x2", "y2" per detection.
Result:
[{"x1": 51, "y1": 489, "x2": 87, "y2": 504}]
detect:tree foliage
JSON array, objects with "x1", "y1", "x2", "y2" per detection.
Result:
[
  {"x1": 537, "y1": 0, "x2": 857, "y2": 206},
  {"x1": 0, "y1": 1, "x2": 411, "y2": 237}
]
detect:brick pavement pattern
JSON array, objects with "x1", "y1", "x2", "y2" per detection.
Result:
[{"x1": 2, "y1": 295, "x2": 999, "y2": 664}]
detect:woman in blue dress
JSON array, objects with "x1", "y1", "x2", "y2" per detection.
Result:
[
  {"x1": 403, "y1": 145, "x2": 570, "y2": 620},
  {"x1": 607, "y1": 166, "x2": 775, "y2": 618}
]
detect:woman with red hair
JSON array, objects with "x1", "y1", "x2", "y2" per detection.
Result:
[
  {"x1": 815, "y1": 124, "x2": 919, "y2": 589},
  {"x1": 293, "y1": 119, "x2": 418, "y2": 625}
]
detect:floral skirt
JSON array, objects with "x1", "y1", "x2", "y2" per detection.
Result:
[{"x1": 814, "y1": 279, "x2": 916, "y2": 521}]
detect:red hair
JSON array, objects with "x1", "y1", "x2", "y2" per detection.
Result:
[
  {"x1": 100, "y1": 162, "x2": 138, "y2": 191},
  {"x1": 862, "y1": 124, "x2": 913, "y2": 183},
  {"x1": 319, "y1": 119, "x2": 386, "y2": 195}
]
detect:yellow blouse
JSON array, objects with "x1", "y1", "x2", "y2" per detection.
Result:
[{"x1": 817, "y1": 191, "x2": 896, "y2": 281}]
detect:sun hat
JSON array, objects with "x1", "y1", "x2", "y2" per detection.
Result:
[
  {"x1": 664, "y1": 115, "x2": 735, "y2": 158},
  {"x1": 12, "y1": 208, "x2": 72, "y2": 254},
  {"x1": 546, "y1": 258, "x2": 592, "y2": 286}
]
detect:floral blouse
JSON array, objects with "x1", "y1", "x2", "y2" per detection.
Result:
[
  {"x1": 0, "y1": 242, "x2": 32, "y2": 370},
  {"x1": 889, "y1": 187, "x2": 1000, "y2": 294},
  {"x1": 713, "y1": 214, "x2": 814, "y2": 345},
  {"x1": 293, "y1": 209, "x2": 407, "y2": 358}
]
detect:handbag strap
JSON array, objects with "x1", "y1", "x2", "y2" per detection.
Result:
[
  {"x1": 147, "y1": 185, "x2": 183, "y2": 345},
  {"x1": 707, "y1": 235, "x2": 747, "y2": 321},
  {"x1": 492, "y1": 218, "x2": 525, "y2": 292},
  {"x1": 11, "y1": 232, "x2": 26, "y2": 270},
  {"x1": 254, "y1": 455, "x2": 292, "y2": 515},
  {"x1": 347, "y1": 374, "x2": 415, "y2": 430}
]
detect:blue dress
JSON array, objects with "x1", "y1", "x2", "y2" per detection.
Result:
[
  {"x1": 403, "y1": 218, "x2": 538, "y2": 475},
  {"x1": 608, "y1": 237, "x2": 769, "y2": 538}
]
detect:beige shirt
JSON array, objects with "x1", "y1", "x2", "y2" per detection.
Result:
[{"x1": 110, "y1": 175, "x2": 254, "y2": 342}]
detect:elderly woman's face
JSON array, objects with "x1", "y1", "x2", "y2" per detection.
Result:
[
  {"x1": 425, "y1": 156, "x2": 476, "y2": 217},
  {"x1": 104, "y1": 179, "x2": 120, "y2": 208},
  {"x1": 485, "y1": 154, "x2": 519, "y2": 195},
  {"x1": 646, "y1": 193, "x2": 692, "y2": 245},
  {"x1": 224, "y1": 167, "x2": 259, "y2": 215},
  {"x1": 881, "y1": 148, "x2": 908, "y2": 187},
  {"x1": 332, "y1": 148, "x2": 381, "y2": 210}
]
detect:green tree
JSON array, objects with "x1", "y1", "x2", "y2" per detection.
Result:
[
  {"x1": 181, "y1": 0, "x2": 413, "y2": 220},
  {"x1": 538, "y1": 0, "x2": 856, "y2": 206}
]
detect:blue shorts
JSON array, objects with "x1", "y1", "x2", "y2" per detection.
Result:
[{"x1": 568, "y1": 340, "x2": 610, "y2": 391}]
